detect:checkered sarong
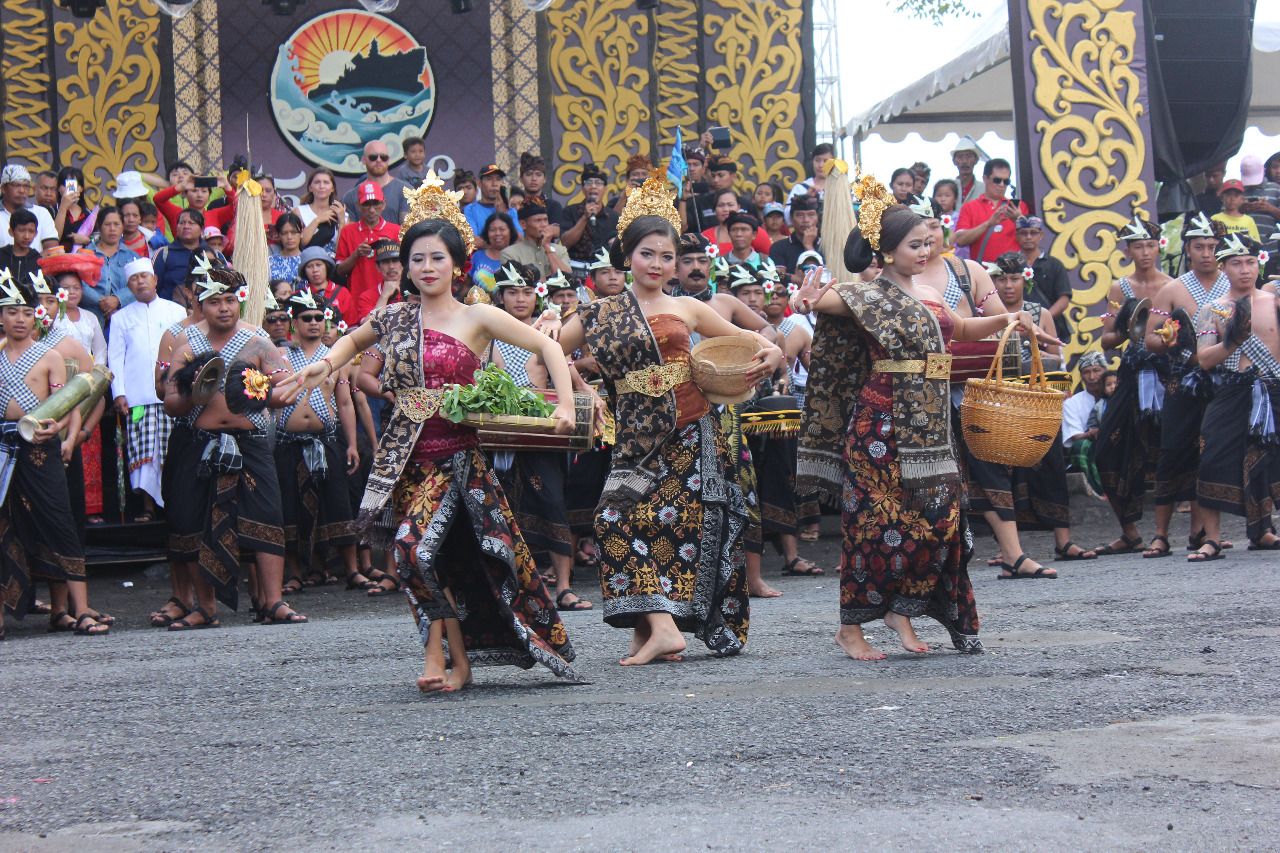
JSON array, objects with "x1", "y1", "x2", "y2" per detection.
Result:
[{"x1": 126, "y1": 404, "x2": 173, "y2": 505}]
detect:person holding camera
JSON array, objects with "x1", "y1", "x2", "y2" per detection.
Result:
[
  {"x1": 154, "y1": 172, "x2": 234, "y2": 238},
  {"x1": 954, "y1": 159, "x2": 1027, "y2": 264}
]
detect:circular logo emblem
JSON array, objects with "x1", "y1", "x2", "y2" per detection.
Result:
[{"x1": 269, "y1": 11, "x2": 435, "y2": 175}]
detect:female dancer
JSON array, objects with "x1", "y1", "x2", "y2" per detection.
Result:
[
  {"x1": 556, "y1": 174, "x2": 784, "y2": 665},
  {"x1": 287, "y1": 186, "x2": 580, "y2": 692},
  {"x1": 793, "y1": 173, "x2": 1059, "y2": 660}
]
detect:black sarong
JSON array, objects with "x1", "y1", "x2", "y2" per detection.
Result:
[
  {"x1": 276, "y1": 427, "x2": 356, "y2": 576},
  {"x1": 748, "y1": 432, "x2": 801, "y2": 539},
  {"x1": 0, "y1": 434, "x2": 85, "y2": 620},
  {"x1": 965, "y1": 434, "x2": 1070, "y2": 530},
  {"x1": 1094, "y1": 350, "x2": 1163, "y2": 524},
  {"x1": 565, "y1": 445, "x2": 610, "y2": 536},
  {"x1": 1197, "y1": 375, "x2": 1279, "y2": 541},
  {"x1": 192, "y1": 428, "x2": 285, "y2": 610},
  {"x1": 1155, "y1": 365, "x2": 1211, "y2": 505},
  {"x1": 164, "y1": 421, "x2": 202, "y2": 562},
  {"x1": 497, "y1": 450, "x2": 572, "y2": 558}
]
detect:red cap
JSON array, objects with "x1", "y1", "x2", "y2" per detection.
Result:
[
  {"x1": 357, "y1": 181, "x2": 384, "y2": 204},
  {"x1": 1218, "y1": 179, "x2": 1246, "y2": 195}
]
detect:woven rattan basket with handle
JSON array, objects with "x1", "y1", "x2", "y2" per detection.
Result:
[
  {"x1": 960, "y1": 321, "x2": 1064, "y2": 467},
  {"x1": 690, "y1": 336, "x2": 762, "y2": 405}
]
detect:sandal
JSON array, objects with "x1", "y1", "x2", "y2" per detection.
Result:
[
  {"x1": 77, "y1": 609, "x2": 115, "y2": 627},
  {"x1": 281, "y1": 576, "x2": 305, "y2": 596},
  {"x1": 799, "y1": 529, "x2": 821, "y2": 542},
  {"x1": 1055, "y1": 541, "x2": 1097, "y2": 561},
  {"x1": 133, "y1": 510, "x2": 155, "y2": 523},
  {"x1": 574, "y1": 546, "x2": 601, "y2": 569},
  {"x1": 1093, "y1": 535, "x2": 1144, "y2": 556},
  {"x1": 1247, "y1": 536, "x2": 1280, "y2": 551},
  {"x1": 997, "y1": 554, "x2": 1057, "y2": 579},
  {"x1": 1141, "y1": 535, "x2": 1172, "y2": 559},
  {"x1": 260, "y1": 601, "x2": 308, "y2": 624},
  {"x1": 1187, "y1": 540, "x2": 1225, "y2": 562},
  {"x1": 781, "y1": 556, "x2": 823, "y2": 576},
  {"x1": 168, "y1": 605, "x2": 220, "y2": 631},
  {"x1": 367, "y1": 576, "x2": 401, "y2": 597},
  {"x1": 556, "y1": 589, "x2": 594, "y2": 611},
  {"x1": 1188, "y1": 529, "x2": 1233, "y2": 550},
  {"x1": 302, "y1": 571, "x2": 338, "y2": 588},
  {"x1": 345, "y1": 572, "x2": 378, "y2": 591},
  {"x1": 47, "y1": 611, "x2": 76, "y2": 633},
  {"x1": 27, "y1": 600, "x2": 51, "y2": 615},
  {"x1": 73, "y1": 614, "x2": 110, "y2": 636},
  {"x1": 150, "y1": 597, "x2": 191, "y2": 628}
]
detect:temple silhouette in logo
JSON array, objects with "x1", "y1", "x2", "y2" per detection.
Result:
[{"x1": 311, "y1": 38, "x2": 427, "y2": 99}]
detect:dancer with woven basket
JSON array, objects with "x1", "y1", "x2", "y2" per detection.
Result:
[
  {"x1": 554, "y1": 171, "x2": 783, "y2": 666},
  {"x1": 790, "y1": 167, "x2": 1059, "y2": 661}
]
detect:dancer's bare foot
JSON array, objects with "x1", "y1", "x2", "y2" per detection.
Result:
[
  {"x1": 836, "y1": 624, "x2": 886, "y2": 661},
  {"x1": 884, "y1": 611, "x2": 929, "y2": 653},
  {"x1": 621, "y1": 624, "x2": 686, "y2": 666},
  {"x1": 443, "y1": 664, "x2": 472, "y2": 692},
  {"x1": 626, "y1": 623, "x2": 682, "y2": 662},
  {"x1": 748, "y1": 579, "x2": 783, "y2": 598},
  {"x1": 417, "y1": 650, "x2": 447, "y2": 693}
]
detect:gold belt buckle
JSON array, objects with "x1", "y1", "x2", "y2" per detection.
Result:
[
  {"x1": 396, "y1": 388, "x2": 445, "y2": 423},
  {"x1": 925, "y1": 353, "x2": 952, "y2": 379},
  {"x1": 621, "y1": 363, "x2": 688, "y2": 397}
]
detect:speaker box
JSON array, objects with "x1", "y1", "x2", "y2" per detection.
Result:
[{"x1": 1149, "y1": 0, "x2": 1255, "y2": 170}]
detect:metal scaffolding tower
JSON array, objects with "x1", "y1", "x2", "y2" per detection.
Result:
[{"x1": 812, "y1": 0, "x2": 846, "y2": 157}]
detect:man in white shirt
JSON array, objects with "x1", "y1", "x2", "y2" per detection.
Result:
[
  {"x1": 0, "y1": 164, "x2": 60, "y2": 250},
  {"x1": 107, "y1": 257, "x2": 186, "y2": 519}
]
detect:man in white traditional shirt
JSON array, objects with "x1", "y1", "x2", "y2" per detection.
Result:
[{"x1": 107, "y1": 257, "x2": 186, "y2": 520}]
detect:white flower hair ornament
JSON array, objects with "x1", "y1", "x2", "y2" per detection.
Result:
[
  {"x1": 534, "y1": 280, "x2": 549, "y2": 298},
  {"x1": 787, "y1": 282, "x2": 799, "y2": 295},
  {"x1": 235, "y1": 285, "x2": 249, "y2": 303},
  {"x1": 33, "y1": 305, "x2": 47, "y2": 321},
  {"x1": 336, "y1": 320, "x2": 349, "y2": 335},
  {"x1": 940, "y1": 214, "x2": 954, "y2": 232},
  {"x1": 1022, "y1": 266, "x2": 1035, "y2": 281},
  {"x1": 1159, "y1": 235, "x2": 1170, "y2": 250},
  {"x1": 323, "y1": 306, "x2": 334, "y2": 320},
  {"x1": 705, "y1": 243, "x2": 720, "y2": 259},
  {"x1": 1261, "y1": 250, "x2": 1271, "y2": 266},
  {"x1": 55, "y1": 286, "x2": 69, "y2": 303}
]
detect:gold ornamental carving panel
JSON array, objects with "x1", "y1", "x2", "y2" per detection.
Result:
[
  {"x1": 2, "y1": 0, "x2": 53, "y2": 170},
  {"x1": 54, "y1": 0, "x2": 161, "y2": 204},
  {"x1": 653, "y1": 0, "x2": 700, "y2": 149},
  {"x1": 546, "y1": 0, "x2": 651, "y2": 199},
  {"x1": 702, "y1": 0, "x2": 804, "y2": 190},
  {"x1": 1029, "y1": 0, "x2": 1149, "y2": 369}
]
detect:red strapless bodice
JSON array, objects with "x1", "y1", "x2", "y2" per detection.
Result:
[
  {"x1": 861, "y1": 300, "x2": 954, "y2": 412},
  {"x1": 411, "y1": 329, "x2": 482, "y2": 461},
  {"x1": 649, "y1": 314, "x2": 710, "y2": 427}
]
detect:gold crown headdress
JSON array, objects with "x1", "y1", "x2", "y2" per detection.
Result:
[
  {"x1": 400, "y1": 169, "x2": 475, "y2": 257},
  {"x1": 617, "y1": 167, "x2": 681, "y2": 238},
  {"x1": 854, "y1": 172, "x2": 895, "y2": 252}
]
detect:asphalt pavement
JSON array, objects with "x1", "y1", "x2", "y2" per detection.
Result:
[{"x1": 1, "y1": 493, "x2": 1278, "y2": 852}]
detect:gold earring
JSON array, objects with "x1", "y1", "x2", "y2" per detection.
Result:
[
  {"x1": 623, "y1": 258, "x2": 631, "y2": 268},
  {"x1": 884, "y1": 255, "x2": 894, "y2": 264}
]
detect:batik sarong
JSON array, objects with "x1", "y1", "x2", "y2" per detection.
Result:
[
  {"x1": 749, "y1": 431, "x2": 803, "y2": 539},
  {"x1": 964, "y1": 434, "x2": 1071, "y2": 530},
  {"x1": 565, "y1": 446, "x2": 610, "y2": 536},
  {"x1": 1154, "y1": 365, "x2": 1211, "y2": 505},
  {"x1": 1094, "y1": 348, "x2": 1164, "y2": 524},
  {"x1": 391, "y1": 448, "x2": 579, "y2": 680},
  {"x1": 720, "y1": 403, "x2": 762, "y2": 554},
  {"x1": 0, "y1": 433, "x2": 86, "y2": 619},
  {"x1": 276, "y1": 427, "x2": 356, "y2": 577},
  {"x1": 595, "y1": 415, "x2": 750, "y2": 654},
  {"x1": 1197, "y1": 373, "x2": 1279, "y2": 542},
  {"x1": 498, "y1": 450, "x2": 572, "y2": 559}
]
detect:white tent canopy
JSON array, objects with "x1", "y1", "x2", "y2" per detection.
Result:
[{"x1": 845, "y1": 7, "x2": 1280, "y2": 144}]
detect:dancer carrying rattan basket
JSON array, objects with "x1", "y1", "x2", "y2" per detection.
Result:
[{"x1": 791, "y1": 166, "x2": 1061, "y2": 661}]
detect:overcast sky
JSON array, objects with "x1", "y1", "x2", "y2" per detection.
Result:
[{"x1": 835, "y1": 0, "x2": 1280, "y2": 195}]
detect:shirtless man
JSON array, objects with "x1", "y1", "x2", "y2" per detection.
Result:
[
  {"x1": 0, "y1": 274, "x2": 103, "y2": 637},
  {"x1": 1192, "y1": 233, "x2": 1280, "y2": 560},
  {"x1": 275, "y1": 291, "x2": 368, "y2": 592},
  {"x1": 1140, "y1": 213, "x2": 1232, "y2": 557},
  {"x1": 674, "y1": 236, "x2": 785, "y2": 597},
  {"x1": 163, "y1": 261, "x2": 303, "y2": 627},
  {"x1": 30, "y1": 271, "x2": 114, "y2": 630},
  {"x1": 1093, "y1": 215, "x2": 1175, "y2": 556}
]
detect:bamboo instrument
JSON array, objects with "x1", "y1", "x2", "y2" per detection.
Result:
[{"x1": 19, "y1": 363, "x2": 113, "y2": 442}]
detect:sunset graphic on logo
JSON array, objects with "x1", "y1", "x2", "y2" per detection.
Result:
[{"x1": 269, "y1": 10, "x2": 436, "y2": 174}]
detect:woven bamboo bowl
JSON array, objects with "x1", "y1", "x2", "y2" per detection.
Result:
[{"x1": 690, "y1": 336, "x2": 762, "y2": 405}]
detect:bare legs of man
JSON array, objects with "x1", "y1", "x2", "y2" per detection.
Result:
[
  {"x1": 746, "y1": 550, "x2": 782, "y2": 598},
  {"x1": 988, "y1": 514, "x2": 1058, "y2": 578}
]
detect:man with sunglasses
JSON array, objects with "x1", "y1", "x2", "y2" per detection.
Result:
[
  {"x1": 262, "y1": 301, "x2": 292, "y2": 346},
  {"x1": 274, "y1": 291, "x2": 367, "y2": 593},
  {"x1": 341, "y1": 141, "x2": 410, "y2": 225},
  {"x1": 955, "y1": 158, "x2": 1027, "y2": 264}
]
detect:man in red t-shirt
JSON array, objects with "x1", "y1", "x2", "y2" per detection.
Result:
[
  {"x1": 955, "y1": 158, "x2": 1028, "y2": 264},
  {"x1": 335, "y1": 181, "x2": 400, "y2": 323}
]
